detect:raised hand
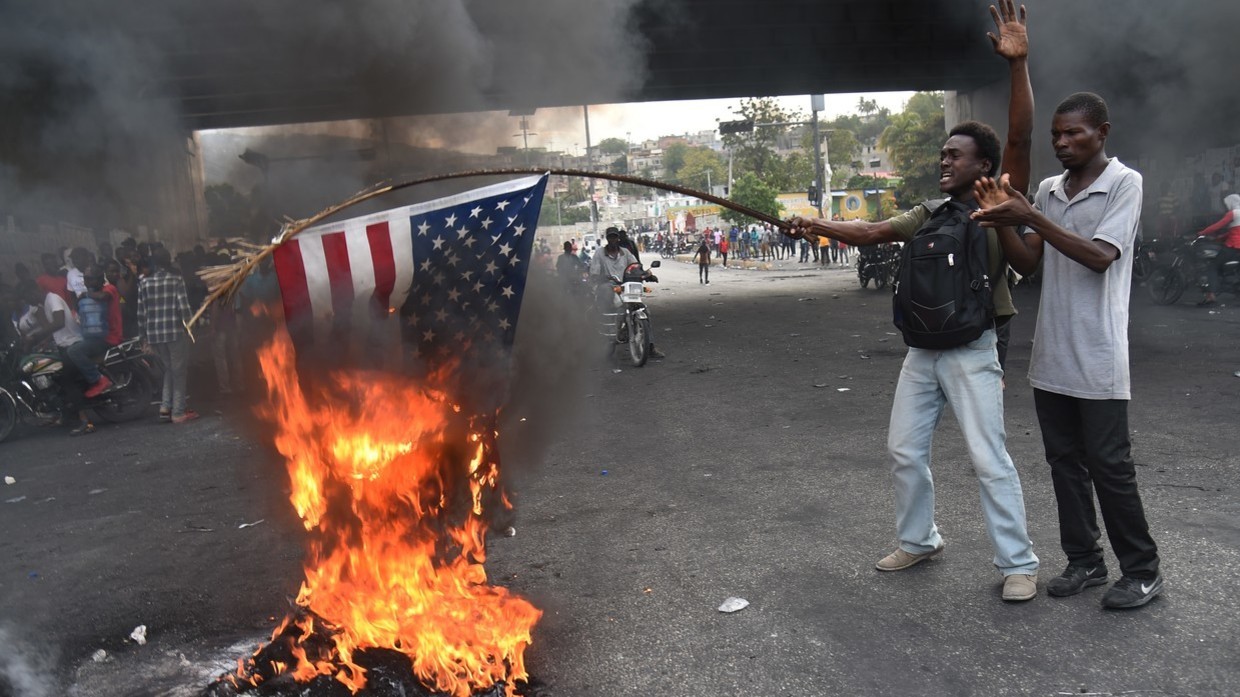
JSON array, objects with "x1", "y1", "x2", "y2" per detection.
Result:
[
  {"x1": 973, "y1": 174, "x2": 1012, "y2": 210},
  {"x1": 971, "y1": 174, "x2": 1035, "y2": 228},
  {"x1": 988, "y1": 0, "x2": 1028, "y2": 61}
]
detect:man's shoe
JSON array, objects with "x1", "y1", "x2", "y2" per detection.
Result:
[
  {"x1": 875, "y1": 543, "x2": 944, "y2": 571},
  {"x1": 1002, "y1": 573, "x2": 1038, "y2": 602},
  {"x1": 84, "y1": 376, "x2": 113, "y2": 399},
  {"x1": 1047, "y1": 564, "x2": 1109, "y2": 597},
  {"x1": 1102, "y1": 575, "x2": 1163, "y2": 609},
  {"x1": 172, "y1": 409, "x2": 200, "y2": 425}
]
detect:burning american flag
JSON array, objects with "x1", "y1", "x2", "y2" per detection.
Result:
[
  {"x1": 273, "y1": 173, "x2": 549, "y2": 360},
  {"x1": 218, "y1": 175, "x2": 551, "y2": 697}
]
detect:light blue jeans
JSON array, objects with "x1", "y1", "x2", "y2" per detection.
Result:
[{"x1": 886, "y1": 329, "x2": 1038, "y2": 575}]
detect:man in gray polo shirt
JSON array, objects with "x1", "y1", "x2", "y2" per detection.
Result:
[{"x1": 972, "y1": 92, "x2": 1163, "y2": 609}]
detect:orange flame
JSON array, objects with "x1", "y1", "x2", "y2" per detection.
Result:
[{"x1": 241, "y1": 328, "x2": 541, "y2": 695}]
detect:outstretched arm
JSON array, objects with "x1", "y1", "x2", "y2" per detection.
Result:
[
  {"x1": 990, "y1": 0, "x2": 1033, "y2": 196},
  {"x1": 786, "y1": 216, "x2": 901, "y2": 247}
]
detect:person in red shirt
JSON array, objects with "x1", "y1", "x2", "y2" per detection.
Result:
[
  {"x1": 1196, "y1": 192, "x2": 1240, "y2": 306},
  {"x1": 35, "y1": 252, "x2": 71, "y2": 306}
]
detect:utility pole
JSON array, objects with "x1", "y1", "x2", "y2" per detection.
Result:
[
  {"x1": 811, "y1": 94, "x2": 825, "y2": 218},
  {"x1": 583, "y1": 105, "x2": 597, "y2": 238}
]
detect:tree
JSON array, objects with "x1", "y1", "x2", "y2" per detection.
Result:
[
  {"x1": 720, "y1": 97, "x2": 802, "y2": 183},
  {"x1": 540, "y1": 195, "x2": 592, "y2": 225},
  {"x1": 780, "y1": 150, "x2": 816, "y2": 193},
  {"x1": 661, "y1": 142, "x2": 689, "y2": 182},
  {"x1": 675, "y1": 146, "x2": 726, "y2": 192},
  {"x1": 878, "y1": 91, "x2": 945, "y2": 207},
  {"x1": 721, "y1": 172, "x2": 781, "y2": 226},
  {"x1": 596, "y1": 137, "x2": 629, "y2": 156}
]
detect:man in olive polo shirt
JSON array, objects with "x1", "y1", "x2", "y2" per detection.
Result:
[{"x1": 787, "y1": 0, "x2": 1039, "y2": 602}]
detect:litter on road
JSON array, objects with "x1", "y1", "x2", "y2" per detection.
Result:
[{"x1": 718, "y1": 597, "x2": 749, "y2": 613}]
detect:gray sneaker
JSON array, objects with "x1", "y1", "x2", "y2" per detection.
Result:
[
  {"x1": 1002, "y1": 573, "x2": 1038, "y2": 602},
  {"x1": 875, "y1": 543, "x2": 944, "y2": 571}
]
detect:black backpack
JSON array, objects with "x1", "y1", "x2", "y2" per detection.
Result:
[{"x1": 892, "y1": 200, "x2": 994, "y2": 349}]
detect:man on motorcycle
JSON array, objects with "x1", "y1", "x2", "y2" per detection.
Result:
[
  {"x1": 588, "y1": 229, "x2": 638, "y2": 288},
  {"x1": 67, "y1": 265, "x2": 121, "y2": 399},
  {"x1": 18, "y1": 281, "x2": 96, "y2": 434},
  {"x1": 1195, "y1": 193, "x2": 1240, "y2": 306}
]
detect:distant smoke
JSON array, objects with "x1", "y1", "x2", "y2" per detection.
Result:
[
  {"x1": 1025, "y1": 0, "x2": 1240, "y2": 165},
  {"x1": 1, "y1": 0, "x2": 655, "y2": 234}
]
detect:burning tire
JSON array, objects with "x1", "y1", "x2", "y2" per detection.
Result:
[{"x1": 1146, "y1": 266, "x2": 1186, "y2": 305}]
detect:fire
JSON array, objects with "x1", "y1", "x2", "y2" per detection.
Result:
[{"x1": 232, "y1": 329, "x2": 541, "y2": 695}]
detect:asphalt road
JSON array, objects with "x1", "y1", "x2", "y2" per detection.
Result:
[{"x1": 1, "y1": 253, "x2": 1237, "y2": 697}]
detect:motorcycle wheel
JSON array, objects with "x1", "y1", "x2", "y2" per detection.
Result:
[
  {"x1": 628, "y1": 315, "x2": 650, "y2": 368},
  {"x1": 95, "y1": 365, "x2": 156, "y2": 423},
  {"x1": 1146, "y1": 267, "x2": 1186, "y2": 305},
  {"x1": 0, "y1": 392, "x2": 17, "y2": 444},
  {"x1": 859, "y1": 272, "x2": 870, "y2": 289}
]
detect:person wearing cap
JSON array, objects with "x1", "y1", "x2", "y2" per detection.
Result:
[{"x1": 589, "y1": 228, "x2": 638, "y2": 284}]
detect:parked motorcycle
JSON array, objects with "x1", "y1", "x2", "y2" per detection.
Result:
[
  {"x1": 857, "y1": 242, "x2": 901, "y2": 289},
  {"x1": 1146, "y1": 235, "x2": 1240, "y2": 305},
  {"x1": 596, "y1": 260, "x2": 660, "y2": 367},
  {"x1": 0, "y1": 337, "x2": 157, "y2": 443}
]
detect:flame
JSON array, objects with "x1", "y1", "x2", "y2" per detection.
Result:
[{"x1": 237, "y1": 328, "x2": 541, "y2": 695}]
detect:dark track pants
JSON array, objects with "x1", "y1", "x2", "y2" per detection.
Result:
[{"x1": 1033, "y1": 389, "x2": 1160, "y2": 579}]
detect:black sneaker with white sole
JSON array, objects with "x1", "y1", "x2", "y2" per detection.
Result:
[
  {"x1": 1101, "y1": 575, "x2": 1163, "y2": 609},
  {"x1": 1047, "y1": 564, "x2": 1108, "y2": 597}
]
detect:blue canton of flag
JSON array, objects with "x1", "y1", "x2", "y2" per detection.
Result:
[{"x1": 400, "y1": 174, "x2": 548, "y2": 359}]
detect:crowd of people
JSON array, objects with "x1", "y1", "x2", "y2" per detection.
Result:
[{"x1": 0, "y1": 239, "x2": 279, "y2": 436}]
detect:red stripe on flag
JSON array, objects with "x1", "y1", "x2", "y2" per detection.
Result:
[
  {"x1": 273, "y1": 240, "x2": 311, "y2": 339},
  {"x1": 366, "y1": 221, "x2": 396, "y2": 317},
  {"x1": 321, "y1": 231, "x2": 354, "y2": 326}
]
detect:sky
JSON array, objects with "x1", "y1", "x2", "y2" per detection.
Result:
[
  {"x1": 532, "y1": 91, "x2": 915, "y2": 154},
  {"x1": 205, "y1": 91, "x2": 916, "y2": 158}
]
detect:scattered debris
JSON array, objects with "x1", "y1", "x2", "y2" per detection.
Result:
[
  {"x1": 859, "y1": 355, "x2": 871, "y2": 360},
  {"x1": 91, "y1": 649, "x2": 108, "y2": 663},
  {"x1": 837, "y1": 388, "x2": 851, "y2": 393},
  {"x1": 612, "y1": 369, "x2": 623, "y2": 374},
  {"x1": 600, "y1": 470, "x2": 608, "y2": 476},
  {"x1": 180, "y1": 525, "x2": 215, "y2": 533},
  {"x1": 238, "y1": 519, "x2": 266, "y2": 529},
  {"x1": 130, "y1": 625, "x2": 148, "y2": 645},
  {"x1": 718, "y1": 597, "x2": 749, "y2": 613},
  {"x1": 500, "y1": 526, "x2": 517, "y2": 538},
  {"x1": 813, "y1": 383, "x2": 828, "y2": 388},
  {"x1": 6, "y1": 496, "x2": 26, "y2": 504},
  {"x1": 3, "y1": 476, "x2": 14, "y2": 485},
  {"x1": 690, "y1": 366, "x2": 712, "y2": 374},
  {"x1": 88, "y1": 488, "x2": 107, "y2": 495},
  {"x1": 1234, "y1": 371, "x2": 1240, "y2": 378},
  {"x1": 797, "y1": 297, "x2": 817, "y2": 302}
]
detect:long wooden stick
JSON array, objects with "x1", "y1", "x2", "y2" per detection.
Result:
[{"x1": 189, "y1": 168, "x2": 794, "y2": 329}]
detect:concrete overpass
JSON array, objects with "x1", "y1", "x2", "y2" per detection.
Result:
[{"x1": 1, "y1": 0, "x2": 1237, "y2": 253}]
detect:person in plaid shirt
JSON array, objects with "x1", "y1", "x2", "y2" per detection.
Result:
[{"x1": 138, "y1": 248, "x2": 198, "y2": 423}]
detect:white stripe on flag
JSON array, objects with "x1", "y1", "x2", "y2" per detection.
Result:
[
  {"x1": 388, "y1": 216, "x2": 415, "y2": 312},
  {"x1": 343, "y1": 222, "x2": 376, "y2": 320},
  {"x1": 296, "y1": 235, "x2": 333, "y2": 346}
]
